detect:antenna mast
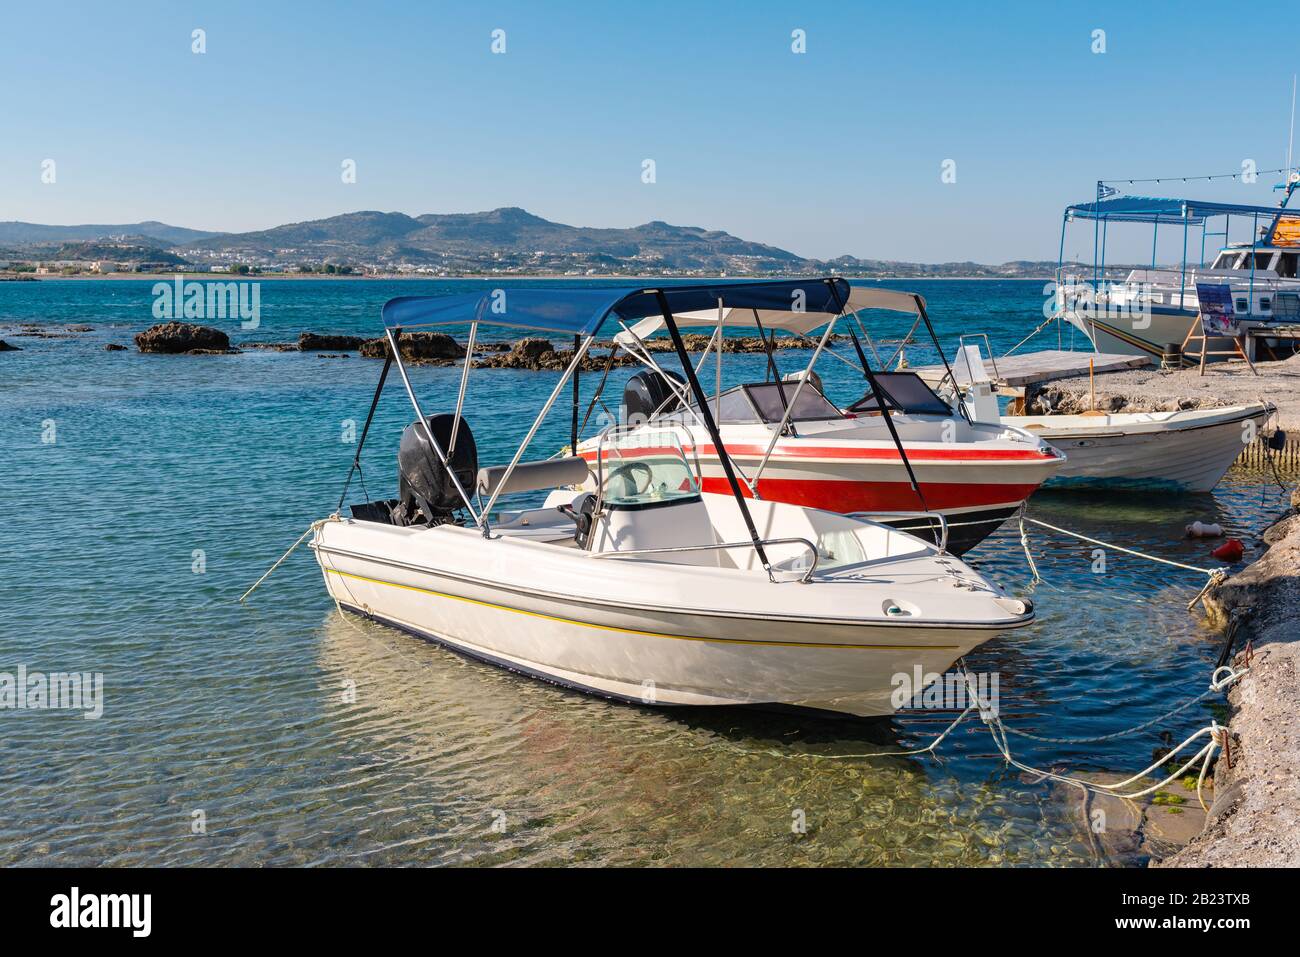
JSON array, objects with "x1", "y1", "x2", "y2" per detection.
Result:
[
  {"x1": 1289, "y1": 74, "x2": 1297, "y2": 174},
  {"x1": 1278, "y1": 75, "x2": 1300, "y2": 212}
]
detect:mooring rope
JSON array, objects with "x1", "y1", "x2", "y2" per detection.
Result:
[
  {"x1": 990, "y1": 663, "x2": 1246, "y2": 747},
  {"x1": 1017, "y1": 505, "x2": 1043, "y2": 584},
  {"x1": 706, "y1": 662, "x2": 1247, "y2": 817},
  {"x1": 961, "y1": 669, "x2": 1231, "y2": 813},
  {"x1": 238, "y1": 515, "x2": 338, "y2": 603},
  {"x1": 1024, "y1": 516, "x2": 1223, "y2": 576},
  {"x1": 1015, "y1": 514, "x2": 1229, "y2": 611}
]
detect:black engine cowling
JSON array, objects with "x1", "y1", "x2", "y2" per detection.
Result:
[
  {"x1": 396, "y1": 414, "x2": 477, "y2": 525},
  {"x1": 621, "y1": 369, "x2": 685, "y2": 423}
]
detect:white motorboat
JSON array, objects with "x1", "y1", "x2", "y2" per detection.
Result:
[
  {"x1": 310, "y1": 280, "x2": 1035, "y2": 718},
  {"x1": 951, "y1": 343, "x2": 1273, "y2": 491},
  {"x1": 576, "y1": 286, "x2": 1064, "y2": 553},
  {"x1": 1001, "y1": 403, "x2": 1274, "y2": 491},
  {"x1": 1051, "y1": 177, "x2": 1300, "y2": 362}
]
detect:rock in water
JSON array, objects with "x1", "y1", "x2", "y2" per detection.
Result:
[
  {"x1": 134, "y1": 322, "x2": 231, "y2": 354},
  {"x1": 359, "y1": 332, "x2": 465, "y2": 363},
  {"x1": 298, "y1": 332, "x2": 365, "y2": 351},
  {"x1": 105, "y1": 343, "x2": 127, "y2": 352},
  {"x1": 512, "y1": 338, "x2": 554, "y2": 362},
  {"x1": 0, "y1": 339, "x2": 20, "y2": 352},
  {"x1": 475, "y1": 338, "x2": 561, "y2": 369}
]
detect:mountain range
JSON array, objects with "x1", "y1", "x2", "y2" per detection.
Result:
[
  {"x1": 0, "y1": 220, "x2": 221, "y2": 246},
  {"x1": 1, "y1": 208, "x2": 1065, "y2": 277}
]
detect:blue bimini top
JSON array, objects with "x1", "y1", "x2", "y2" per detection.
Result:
[{"x1": 380, "y1": 277, "x2": 854, "y2": 338}]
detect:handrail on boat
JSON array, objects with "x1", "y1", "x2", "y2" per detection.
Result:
[
  {"x1": 588, "y1": 536, "x2": 820, "y2": 583},
  {"x1": 846, "y1": 510, "x2": 950, "y2": 555},
  {"x1": 956, "y1": 333, "x2": 1000, "y2": 383}
]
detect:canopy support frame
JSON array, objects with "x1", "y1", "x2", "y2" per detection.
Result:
[
  {"x1": 831, "y1": 285, "x2": 930, "y2": 511},
  {"x1": 335, "y1": 347, "x2": 393, "y2": 515},
  {"x1": 385, "y1": 326, "x2": 484, "y2": 528},
  {"x1": 654, "y1": 291, "x2": 772, "y2": 577},
  {"x1": 754, "y1": 313, "x2": 840, "y2": 482},
  {"x1": 478, "y1": 333, "x2": 598, "y2": 534},
  {"x1": 449, "y1": 319, "x2": 478, "y2": 457}
]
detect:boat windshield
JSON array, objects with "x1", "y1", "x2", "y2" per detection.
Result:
[
  {"x1": 598, "y1": 430, "x2": 701, "y2": 508},
  {"x1": 689, "y1": 382, "x2": 843, "y2": 424},
  {"x1": 846, "y1": 372, "x2": 953, "y2": 416}
]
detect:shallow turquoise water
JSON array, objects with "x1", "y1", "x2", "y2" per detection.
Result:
[{"x1": 0, "y1": 278, "x2": 1289, "y2": 866}]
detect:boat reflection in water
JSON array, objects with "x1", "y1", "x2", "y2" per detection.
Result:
[{"x1": 312, "y1": 607, "x2": 1100, "y2": 866}]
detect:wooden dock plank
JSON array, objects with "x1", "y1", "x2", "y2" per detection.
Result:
[{"x1": 913, "y1": 350, "x2": 1151, "y2": 389}]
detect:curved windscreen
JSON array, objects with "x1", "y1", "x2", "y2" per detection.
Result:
[
  {"x1": 847, "y1": 372, "x2": 953, "y2": 416},
  {"x1": 598, "y1": 431, "x2": 701, "y2": 508},
  {"x1": 689, "y1": 383, "x2": 843, "y2": 424}
]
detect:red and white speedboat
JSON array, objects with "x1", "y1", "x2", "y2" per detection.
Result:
[{"x1": 578, "y1": 286, "x2": 1065, "y2": 554}]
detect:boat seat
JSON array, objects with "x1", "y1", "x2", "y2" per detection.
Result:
[
  {"x1": 491, "y1": 507, "x2": 579, "y2": 543},
  {"x1": 476, "y1": 455, "x2": 589, "y2": 498}
]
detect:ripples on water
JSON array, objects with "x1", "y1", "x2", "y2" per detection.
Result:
[{"x1": 0, "y1": 279, "x2": 1291, "y2": 866}]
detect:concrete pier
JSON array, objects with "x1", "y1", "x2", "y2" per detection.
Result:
[{"x1": 1036, "y1": 352, "x2": 1300, "y2": 431}]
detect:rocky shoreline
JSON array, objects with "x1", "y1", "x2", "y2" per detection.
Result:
[
  {"x1": 8, "y1": 320, "x2": 845, "y2": 369},
  {"x1": 1155, "y1": 505, "x2": 1300, "y2": 867},
  {"x1": 1029, "y1": 361, "x2": 1300, "y2": 867}
]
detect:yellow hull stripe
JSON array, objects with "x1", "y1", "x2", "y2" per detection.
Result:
[{"x1": 323, "y1": 567, "x2": 961, "y2": 651}]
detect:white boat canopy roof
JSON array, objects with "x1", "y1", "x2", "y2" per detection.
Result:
[{"x1": 613, "y1": 285, "x2": 926, "y2": 345}]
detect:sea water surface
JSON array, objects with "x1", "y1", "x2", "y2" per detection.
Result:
[{"x1": 1, "y1": 278, "x2": 1290, "y2": 866}]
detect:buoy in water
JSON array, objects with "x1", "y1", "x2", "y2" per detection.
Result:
[
  {"x1": 1211, "y1": 539, "x2": 1244, "y2": 562},
  {"x1": 1185, "y1": 521, "x2": 1224, "y2": 538}
]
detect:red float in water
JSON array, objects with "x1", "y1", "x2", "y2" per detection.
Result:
[{"x1": 1211, "y1": 539, "x2": 1244, "y2": 562}]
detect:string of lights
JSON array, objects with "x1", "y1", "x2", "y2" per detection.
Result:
[{"x1": 1100, "y1": 167, "x2": 1293, "y2": 187}]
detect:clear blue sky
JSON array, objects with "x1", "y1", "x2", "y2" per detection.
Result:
[{"x1": 2, "y1": 0, "x2": 1297, "y2": 262}]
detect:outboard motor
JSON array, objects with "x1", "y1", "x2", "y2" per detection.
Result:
[
  {"x1": 621, "y1": 369, "x2": 686, "y2": 424},
  {"x1": 395, "y1": 414, "x2": 478, "y2": 526}
]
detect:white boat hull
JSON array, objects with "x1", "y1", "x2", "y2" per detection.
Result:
[
  {"x1": 1002, "y1": 403, "x2": 1270, "y2": 492},
  {"x1": 312, "y1": 497, "x2": 1032, "y2": 717},
  {"x1": 1063, "y1": 308, "x2": 1300, "y2": 363}
]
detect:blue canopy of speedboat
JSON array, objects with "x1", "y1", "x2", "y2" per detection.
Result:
[
  {"x1": 1066, "y1": 194, "x2": 1300, "y2": 225},
  {"x1": 380, "y1": 277, "x2": 853, "y2": 336}
]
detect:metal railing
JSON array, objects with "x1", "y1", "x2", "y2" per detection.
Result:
[
  {"x1": 1058, "y1": 269, "x2": 1300, "y2": 317},
  {"x1": 955, "y1": 333, "x2": 1000, "y2": 383},
  {"x1": 846, "y1": 510, "x2": 950, "y2": 554}
]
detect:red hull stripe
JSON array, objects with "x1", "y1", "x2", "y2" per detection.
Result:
[
  {"x1": 698, "y1": 477, "x2": 1039, "y2": 512},
  {"x1": 580, "y1": 443, "x2": 1053, "y2": 464}
]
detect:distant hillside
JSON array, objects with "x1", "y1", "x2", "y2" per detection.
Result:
[
  {"x1": 2, "y1": 208, "x2": 1085, "y2": 277},
  {"x1": 0, "y1": 220, "x2": 222, "y2": 245},
  {"x1": 178, "y1": 207, "x2": 806, "y2": 273},
  {"x1": 47, "y1": 238, "x2": 191, "y2": 265}
]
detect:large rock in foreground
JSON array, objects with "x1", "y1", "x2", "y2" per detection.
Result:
[{"x1": 135, "y1": 322, "x2": 231, "y2": 354}]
